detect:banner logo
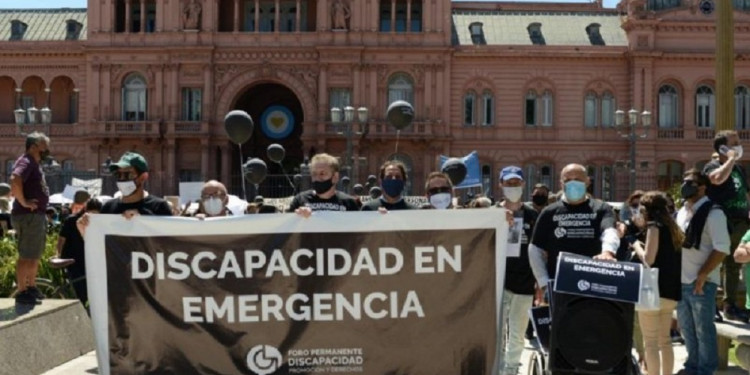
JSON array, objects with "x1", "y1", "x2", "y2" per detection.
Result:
[
  {"x1": 577, "y1": 279, "x2": 591, "y2": 291},
  {"x1": 261, "y1": 105, "x2": 295, "y2": 139},
  {"x1": 246, "y1": 345, "x2": 283, "y2": 375}
]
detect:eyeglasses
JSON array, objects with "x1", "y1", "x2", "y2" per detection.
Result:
[
  {"x1": 201, "y1": 192, "x2": 226, "y2": 200},
  {"x1": 428, "y1": 186, "x2": 452, "y2": 195}
]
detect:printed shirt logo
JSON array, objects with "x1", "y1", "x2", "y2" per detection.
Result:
[
  {"x1": 247, "y1": 345, "x2": 283, "y2": 375},
  {"x1": 554, "y1": 227, "x2": 567, "y2": 238}
]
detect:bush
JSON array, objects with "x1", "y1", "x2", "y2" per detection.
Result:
[{"x1": 0, "y1": 231, "x2": 66, "y2": 297}]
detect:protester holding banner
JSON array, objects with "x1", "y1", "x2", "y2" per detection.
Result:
[
  {"x1": 674, "y1": 168, "x2": 730, "y2": 375},
  {"x1": 77, "y1": 152, "x2": 171, "y2": 236},
  {"x1": 423, "y1": 171, "x2": 454, "y2": 209},
  {"x1": 528, "y1": 163, "x2": 620, "y2": 294},
  {"x1": 496, "y1": 166, "x2": 538, "y2": 375},
  {"x1": 630, "y1": 191, "x2": 683, "y2": 375},
  {"x1": 361, "y1": 160, "x2": 416, "y2": 211},
  {"x1": 11, "y1": 131, "x2": 51, "y2": 305},
  {"x1": 287, "y1": 153, "x2": 360, "y2": 216},
  {"x1": 193, "y1": 180, "x2": 231, "y2": 218}
]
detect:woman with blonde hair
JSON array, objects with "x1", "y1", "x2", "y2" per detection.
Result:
[{"x1": 631, "y1": 191, "x2": 683, "y2": 375}]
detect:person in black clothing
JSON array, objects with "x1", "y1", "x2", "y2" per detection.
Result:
[
  {"x1": 703, "y1": 130, "x2": 750, "y2": 322},
  {"x1": 631, "y1": 191, "x2": 683, "y2": 375},
  {"x1": 57, "y1": 198, "x2": 102, "y2": 311},
  {"x1": 529, "y1": 163, "x2": 620, "y2": 295},
  {"x1": 496, "y1": 166, "x2": 538, "y2": 375},
  {"x1": 288, "y1": 153, "x2": 360, "y2": 216},
  {"x1": 361, "y1": 160, "x2": 416, "y2": 211},
  {"x1": 77, "y1": 151, "x2": 172, "y2": 236}
]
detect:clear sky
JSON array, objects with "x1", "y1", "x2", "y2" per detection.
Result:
[{"x1": 0, "y1": 0, "x2": 620, "y2": 9}]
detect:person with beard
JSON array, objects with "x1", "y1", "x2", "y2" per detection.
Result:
[
  {"x1": 674, "y1": 168, "x2": 730, "y2": 375},
  {"x1": 11, "y1": 132, "x2": 52, "y2": 305},
  {"x1": 77, "y1": 152, "x2": 172, "y2": 237},
  {"x1": 288, "y1": 153, "x2": 359, "y2": 216},
  {"x1": 361, "y1": 160, "x2": 416, "y2": 211},
  {"x1": 496, "y1": 166, "x2": 538, "y2": 375},
  {"x1": 423, "y1": 172, "x2": 454, "y2": 209}
]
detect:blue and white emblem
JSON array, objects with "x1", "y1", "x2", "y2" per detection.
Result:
[{"x1": 260, "y1": 106, "x2": 295, "y2": 140}]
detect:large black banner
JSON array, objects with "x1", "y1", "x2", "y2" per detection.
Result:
[{"x1": 86, "y1": 211, "x2": 507, "y2": 375}]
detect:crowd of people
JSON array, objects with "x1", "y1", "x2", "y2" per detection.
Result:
[{"x1": 10, "y1": 130, "x2": 750, "y2": 375}]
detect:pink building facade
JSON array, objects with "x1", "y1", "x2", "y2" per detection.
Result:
[{"x1": 1, "y1": 0, "x2": 750, "y2": 200}]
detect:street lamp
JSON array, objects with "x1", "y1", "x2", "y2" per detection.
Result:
[
  {"x1": 330, "y1": 105, "x2": 368, "y2": 187},
  {"x1": 614, "y1": 108, "x2": 652, "y2": 193},
  {"x1": 13, "y1": 87, "x2": 52, "y2": 135}
]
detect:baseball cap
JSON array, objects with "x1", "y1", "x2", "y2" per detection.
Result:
[
  {"x1": 500, "y1": 166, "x2": 524, "y2": 181},
  {"x1": 109, "y1": 152, "x2": 149, "y2": 174}
]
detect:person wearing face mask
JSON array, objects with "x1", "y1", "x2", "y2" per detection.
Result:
[
  {"x1": 10, "y1": 132, "x2": 52, "y2": 305},
  {"x1": 702, "y1": 130, "x2": 750, "y2": 322},
  {"x1": 287, "y1": 153, "x2": 360, "y2": 217},
  {"x1": 194, "y1": 180, "x2": 230, "y2": 218},
  {"x1": 361, "y1": 160, "x2": 416, "y2": 211},
  {"x1": 423, "y1": 172, "x2": 454, "y2": 209},
  {"x1": 496, "y1": 166, "x2": 538, "y2": 375},
  {"x1": 674, "y1": 168, "x2": 730, "y2": 375},
  {"x1": 528, "y1": 163, "x2": 620, "y2": 297},
  {"x1": 527, "y1": 183, "x2": 550, "y2": 213},
  {"x1": 77, "y1": 152, "x2": 172, "y2": 238}
]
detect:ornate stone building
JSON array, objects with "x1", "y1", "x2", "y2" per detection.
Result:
[{"x1": 0, "y1": 0, "x2": 749, "y2": 200}]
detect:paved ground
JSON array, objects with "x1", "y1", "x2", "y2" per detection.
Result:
[{"x1": 42, "y1": 339, "x2": 750, "y2": 375}]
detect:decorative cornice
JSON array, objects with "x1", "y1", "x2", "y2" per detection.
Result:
[
  {"x1": 0, "y1": 65, "x2": 80, "y2": 70},
  {"x1": 215, "y1": 50, "x2": 318, "y2": 61}
]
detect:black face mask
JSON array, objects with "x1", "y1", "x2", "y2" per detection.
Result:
[
  {"x1": 680, "y1": 181, "x2": 698, "y2": 200},
  {"x1": 312, "y1": 178, "x2": 334, "y2": 195},
  {"x1": 532, "y1": 194, "x2": 547, "y2": 206}
]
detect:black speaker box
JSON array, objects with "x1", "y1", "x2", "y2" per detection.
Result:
[{"x1": 548, "y1": 291, "x2": 634, "y2": 375}]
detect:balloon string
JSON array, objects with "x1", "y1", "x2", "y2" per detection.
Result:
[
  {"x1": 395, "y1": 130, "x2": 401, "y2": 154},
  {"x1": 239, "y1": 144, "x2": 248, "y2": 201},
  {"x1": 278, "y1": 162, "x2": 295, "y2": 189}
]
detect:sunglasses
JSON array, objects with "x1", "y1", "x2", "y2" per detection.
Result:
[{"x1": 428, "y1": 186, "x2": 452, "y2": 195}]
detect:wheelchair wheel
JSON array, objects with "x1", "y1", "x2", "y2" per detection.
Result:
[{"x1": 527, "y1": 351, "x2": 546, "y2": 375}]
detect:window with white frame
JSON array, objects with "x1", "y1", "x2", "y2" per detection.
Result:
[
  {"x1": 525, "y1": 91, "x2": 537, "y2": 126},
  {"x1": 658, "y1": 85, "x2": 678, "y2": 128},
  {"x1": 584, "y1": 92, "x2": 597, "y2": 127},
  {"x1": 601, "y1": 92, "x2": 615, "y2": 127},
  {"x1": 182, "y1": 88, "x2": 202, "y2": 121},
  {"x1": 388, "y1": 73, "x2": 414, "y2": 106},
  {"x1": 542, "y1": 91, "x2": 553, "y2": 126},
  {"x1": 695, "y1": 85, "x2": 715, "y2": 128},
  {"x1": 122, "y1": 74, "x2": 147, "y2": 121},
  {"x1": 482, "y1": 91, "x2": 494, "y2": 126},
  {"x1": 464, "y1": 91, "x2": 475, "y2": 126},
  {"x1": 736, "y1": 86, "x2": 750, "y2": 130}
]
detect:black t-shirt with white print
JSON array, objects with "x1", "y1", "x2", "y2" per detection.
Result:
[
  {"x1": 287, "y1": 190, "x2": 360, "y2": 212},
  {"x1": 530, "y1": 198, "x2": 615, "y2": 279}
]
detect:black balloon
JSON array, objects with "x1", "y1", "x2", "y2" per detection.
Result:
[
  {"x1": 367, "y1": 175, "x2": 377, "y2": 185},
  {"x1": 340, "y1": 176, "x2": 351, "y2": 187},
  {"x1": 224, "y1": 110, "x2": 254, "y2": 145},
  {"x1": 386, "y1": 100, "x2": 414, "y2": 130},
  {"x1": 293, "y1": 174, "x2": 303, "y2": 185},
  {"x1": 441, "y1": 157, "x2": 467, "y2": 186},
  {"x1": 369, "y1": 186, "x2": 383, "y2": 199},
  {"x1": 266, "y1": 144, "x2": 285, "y2": 163},
  {"x1": 353, "y1": 184, "x2": 364, "y2": 195},
  {"x1": 243, "y1": 158, "x2": 267, "y2": 185}
]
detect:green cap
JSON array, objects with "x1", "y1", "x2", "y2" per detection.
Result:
[{"x1": 109, "y1": 152, "x2": 148, "y2": 174}]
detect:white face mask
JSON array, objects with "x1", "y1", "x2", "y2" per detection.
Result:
[
  {"x1": 116, "y1": 180, "x2": 137, "y2": 197},
  {"x1": 503, "y1": 186, "x2": 524, "y2": 203},
  {"x1": 734, "y1": 145, "x2": 744, "y2": 160},
  {"x1": 429, "y1": 193, "x2": 452, "y2": 209},
  {"x1": 202, "y1": 197, "x2": 224, "y2": 216}
]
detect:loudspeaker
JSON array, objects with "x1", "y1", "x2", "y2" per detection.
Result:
[{"x1": 549, "y1": 291, "x2": 634, "y2": 375}]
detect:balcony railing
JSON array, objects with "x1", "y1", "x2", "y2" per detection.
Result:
[
  {"x1": 696, "y1": 128, "x2": 715, "y2": 140},
  {"x1": 657, "y1": 128, "x2": 684, "y2": 139},
  {"x1": 319, "y1": 120, "x2": 436, "y2": 138},
  {"x1": 169, "y1": 121, "x2": 209, "y2": 136},
  {"x1": 98, "y1": 121, "x2": 161, "y2": 137},
  {"x1": 0, "y1": 123, "x2": 79, "y2": 138}
]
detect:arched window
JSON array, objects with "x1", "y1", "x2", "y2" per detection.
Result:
[
  {"x1": 584, "y1": 92, "x2": 597, "y2": 127},
  {"x1": 122, "y1": 74, "x2": 147, "y2": 121},
  {"x1": 657, "y1": 160, "x2": 684, "y2": 192},
  {"x1": 542, "y1": 91, "x2": 554, "y2": 127},
  {"x1": 388, "y1": 73, "x2": 414, "y2": 106},
  {"x1": 736, "y1": 86, "x2": 750, "y2": 129},
  {"x1": 482, "y1": 91, "x2": 494, "y2": 126},
  {"x1": 601, "y1": 92, "x2": 615, "y2": 127},
  {"x1": 464, "y1": 91, "x2": 476, "y2": 126},
  {"x1": 695, "y1": 85, "x2": 715, "y2": 128},
  {"x1": 658, "y1": 85, "x2": 679, "y2": 128},
  {"x1": 525, "y1": 91, "x2": 537, "y2": 126}
]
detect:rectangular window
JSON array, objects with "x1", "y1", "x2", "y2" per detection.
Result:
[
  {"x1": 659, "y1": 94, "x2": 676, "y2": 128},
  {"x1": 394, "y1": 1, "x2": 407, "y2": 32},
  {"x1": 542, "y1": 94, "x2": 553, "y2": 127},
  {"x1": 601, "y1": 96, "x2": 614, "y2": 127},
  {"x1": 379, "y1": 2, "x2": 392, "y2": 31},
  {"x1": 146, "y1": 2, "x2": 157, "y2": 32},
  {"x1": 464, "y1": 95, "x2": 475, "y2": 126},
  {"x1": 525, "y1": 97, "x2": 536, "y2": 126},
  {"x1": 482, "y1": 95, "x2": 493, "y2": 126},
  {"x1": 124, "y1": 91, "x2": 146, "y2": 121},
  {"x1": 584, "y1": 96, "x2": 597, "y2": 127},
  {"x1": 182, "y1": 88, "x2": 202, "y2": 121},
  {"x1": 329, "y1": 88, "x2": 352, "y2": 119},
  {"x1": 244, "y1": 1, "x2": 256, "y2": 31}
]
